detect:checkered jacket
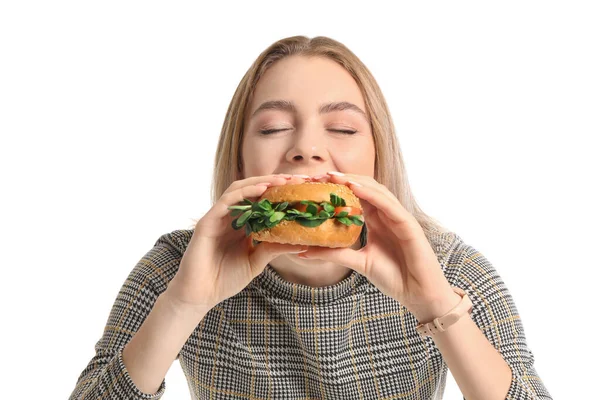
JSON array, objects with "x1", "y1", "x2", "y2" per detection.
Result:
[{"x1": 69, "y1": 229, "x2": 552, "y2": 399}]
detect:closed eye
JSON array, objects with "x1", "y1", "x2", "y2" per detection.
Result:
[{"x1": 259, "y1": 128, "x2": 357, "y2": 135}]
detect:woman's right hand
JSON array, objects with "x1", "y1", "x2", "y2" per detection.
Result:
[{"x1": 164, "y1": 174, "x2": 310, "y2": 314}]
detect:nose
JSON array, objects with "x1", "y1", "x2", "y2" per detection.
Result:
[
  {"x1": 290, "y1": 146, "x2": 323, "y2": 162},
  {"x1": 285, "y1": 128, "x2": 328, "y2": 164}
]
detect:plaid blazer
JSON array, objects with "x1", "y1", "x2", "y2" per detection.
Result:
[{"x1": 69, "y1": 228, "x2": 552, "y2": 399}]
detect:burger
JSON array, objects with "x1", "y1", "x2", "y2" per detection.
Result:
[{"x1": 228, "y1": 182, "x2": 364, "y2": 248}]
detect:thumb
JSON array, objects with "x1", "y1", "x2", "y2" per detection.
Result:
[{"x1": 247, "y1": 240, "x2": 308, "y2": 277}]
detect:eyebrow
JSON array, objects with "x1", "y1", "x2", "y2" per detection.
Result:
[{"x1": 250, "y1": 100, "x2": 369, "y2": 123}]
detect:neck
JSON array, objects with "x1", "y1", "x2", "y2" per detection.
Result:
[{"x1": 268, "y1": 238, "x2": 362, "y2": 287}]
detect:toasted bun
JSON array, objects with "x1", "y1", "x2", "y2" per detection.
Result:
[
  {"x1": 250, "y1": 182, "x2": 363, "y2": 248},
  {"x1": 259, "y1": 181, "x2": 362, "y2": 208}
]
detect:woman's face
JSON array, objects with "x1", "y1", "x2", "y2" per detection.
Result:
[{"x1": 241, "y1": 55, "x2": 375, "y2": 179}]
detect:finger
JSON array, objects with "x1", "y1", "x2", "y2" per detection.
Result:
[
  {"x1": 326, "y1": 172, "x2": 399, "y2": 209},
  {"x1": 326, "y1": 173, "x2": 414, "y2": 223},
  {"x1": 224, "y1": 174, "x2": 291, "y2": 195},
  {"x1": 209, "y1": 183, "x2": 272, "y2": 220},
  {"x1": 247, "y1": 242, "x2": 309, "y2": 278},
  {"x1": 299, "y1": 247, "x2": 368, "y2": 276},
  {"x1": 285, "y1": 176, "x2": 312, "y2": 185},
  {"x1": 348, "y1": 184, "x2": 421, "y2": 241},
  {"x1": 214, "y1": 175, "x2": 311, "y2": 222},
  {"x1": 345, "y1": 182, "x2": 410, "y2": 223},
  {"x1": 308, "y1": 174, "x2": 332, "y2": 183}
]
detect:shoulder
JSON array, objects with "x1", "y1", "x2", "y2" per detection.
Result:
[
  {"x1": 153, "y1": 228, "x2": 195, "y2": 256},
  {"x1": 424, "y1": 230, "x2": 464, "y2": 265},
  {"x1": 432, "y1": 232, "x2": 507, "y2": 306},
  {"x1": 424, "y1": 230, "x2": 485, "y2": 282},
  {"x1": 128, "y1": 228, "x2": 194, "y2": 293}
]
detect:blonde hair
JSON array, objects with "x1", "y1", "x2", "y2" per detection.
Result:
[{"x1": 189, "y1": 35, "x2": 450, "y2": 237}]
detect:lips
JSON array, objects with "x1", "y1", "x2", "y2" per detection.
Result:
[{"x1": 278, "y1": 173, "x2": 330, "y2": 180}]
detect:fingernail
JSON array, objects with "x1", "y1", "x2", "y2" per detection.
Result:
[
  {"x1": 327, "y1": 171, "x2": 344, "y2": 176},
  {"x1": 312, "y1": 174, "x2": 327, "y2": 179},
  {"x1": 293, "y1": 174, "x2": 310, "y2": 178},
  {"x1": 288, "y1": 249, "x2": 308, "y2": 254},
  {"x1": 256, "y1": 182, "x2": 272, "y2": 187},
  {"x1": 348, "y1": 180, "x2": 362, "y2": 187}
]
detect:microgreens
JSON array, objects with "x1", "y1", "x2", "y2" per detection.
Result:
[{"x1": 227, "y1": 193, "x2": 364, "y2": 237}]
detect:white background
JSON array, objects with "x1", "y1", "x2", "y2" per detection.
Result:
[{"x1": 1, "y1": 1, "x2": 598, "y2": 399}]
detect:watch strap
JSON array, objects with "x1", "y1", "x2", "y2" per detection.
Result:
[{"x1": 416, "y1": 287, "x2": 473, "y2": 338}]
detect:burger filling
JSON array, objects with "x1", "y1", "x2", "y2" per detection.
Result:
[{"x1": 228, "y1": 193, "x2": 364, "y2": 237}]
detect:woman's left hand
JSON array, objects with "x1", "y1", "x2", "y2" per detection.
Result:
[{"x1": 299, "y1": 172, "x2": 461, "y2": 323}]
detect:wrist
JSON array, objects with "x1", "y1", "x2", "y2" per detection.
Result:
[
  {"x1": 411, "y1": 290, "x2": 462, "y2": 324},
  {"x1": 161, "y1": 289, "x2": 214, "y2": 322}
]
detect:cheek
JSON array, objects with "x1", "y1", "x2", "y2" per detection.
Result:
[
  {"x1": 333, "y1": 139, "x2": 376, "y2": 175},
  {"x1": 241, "y1": 138, "x2": 281, "y2": 177}
]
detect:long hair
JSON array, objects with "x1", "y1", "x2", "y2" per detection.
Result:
[{"x1": 190, "y1": 35, "x2": 450, "y2": 238}]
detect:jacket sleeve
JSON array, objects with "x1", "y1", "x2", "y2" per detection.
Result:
[
  {"x1": 446, "y1": 240, "x2": 553, "y2": 400},
  {"x1": 68, "y1": 235, "x2": 184, "y2": 399}
]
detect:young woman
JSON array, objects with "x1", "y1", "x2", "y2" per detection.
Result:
[{"x1": 69, "y1": 36, "x2": 552, "y2": 400}]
